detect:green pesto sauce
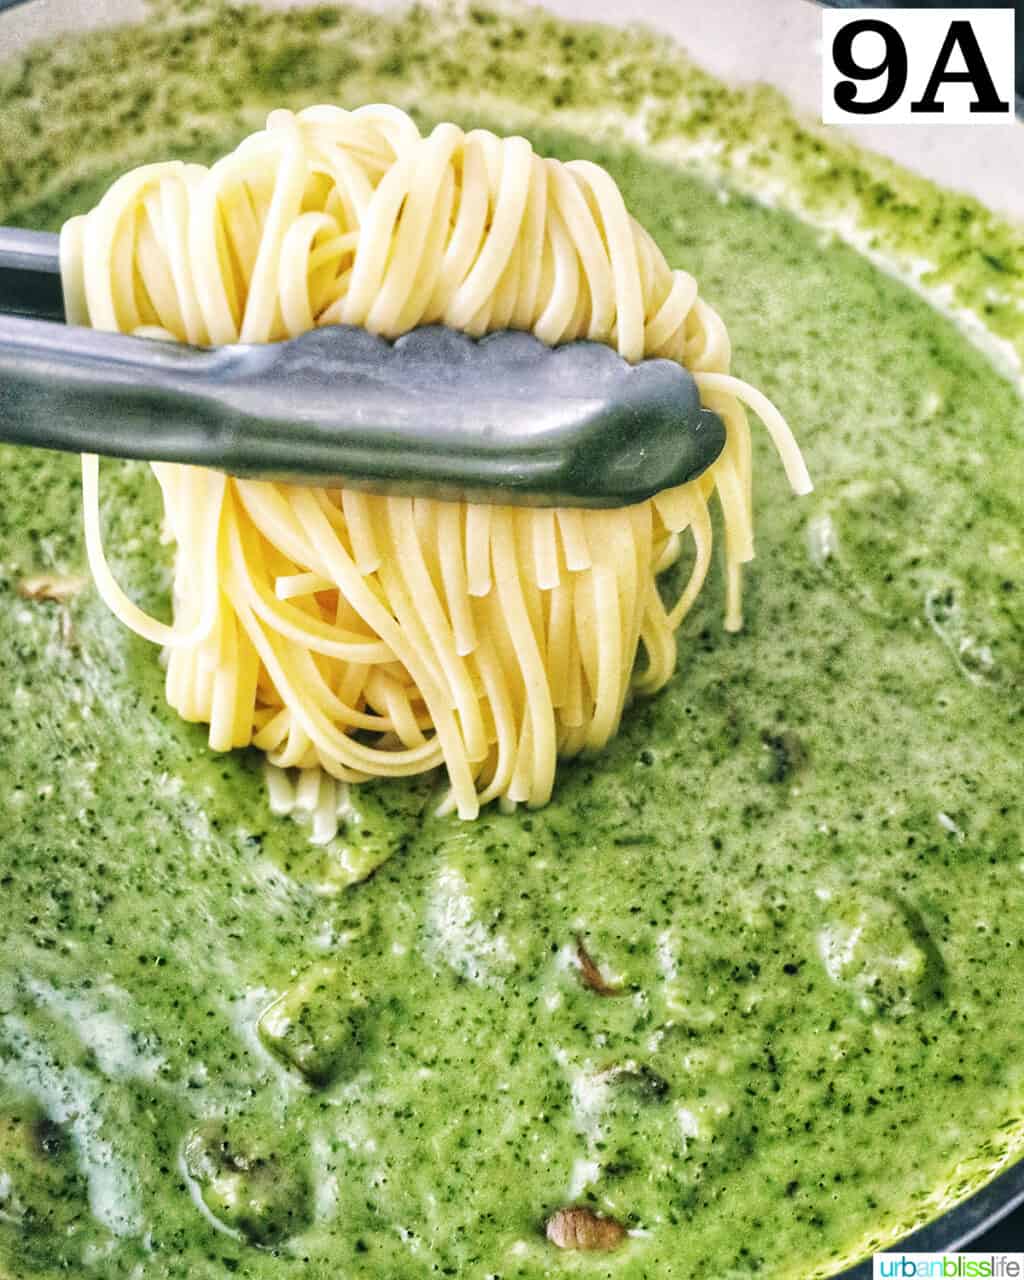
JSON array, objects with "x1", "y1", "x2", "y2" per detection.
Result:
[{"x1": 1, "y1": 5, "x2": 1023, "y2": 1279}]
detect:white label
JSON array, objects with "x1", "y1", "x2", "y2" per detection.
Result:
[{"x1": 822, "y1": 8, "x2": 1015, "y2": 124}]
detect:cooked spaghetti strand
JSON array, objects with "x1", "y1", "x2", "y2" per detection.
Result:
[{"x1": 64, "y1": 105, "x2": 808, "y2": 820}]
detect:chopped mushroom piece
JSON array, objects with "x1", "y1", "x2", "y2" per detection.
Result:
[
  {"x1": 596, "y1": 1061, "x2": 670, "y2": 1101},
  {"x1": 183, "y1": 1124, "x2": 311, "y2": 1246},
  {"x1": 0, "y1": 1107, "x2": 87, "y2": 1241},
  {"x1": 257, "y1": 960, "x2": 367, "y2": 1086},
  {"x1": 17, "y1": 573, "x2": 87, "y2": 603},
  {"x1": 546, "y1": 1206, "x2": 627, "y2": 1252},
  {"x1": 575, "y1": 936, "x2": 623, "y2": 996}
]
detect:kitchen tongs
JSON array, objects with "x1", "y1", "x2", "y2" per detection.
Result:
[{"x1": 0, "y1": 226, "x2": 727, "y2": 507}]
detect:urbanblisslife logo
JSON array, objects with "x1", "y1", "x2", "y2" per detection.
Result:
[{"x1": 874, "y1": 1255, "x2": 1024, "y2": 1279}]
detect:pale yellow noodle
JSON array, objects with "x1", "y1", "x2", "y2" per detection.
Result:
[{"x1": 66, "y1": 105, "x2": 809, "y2": 820}]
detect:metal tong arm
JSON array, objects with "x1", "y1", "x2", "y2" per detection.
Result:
[
  {"x1": 0, "y1": 225, "x2": 727, "y2": 506},
  {"x1": 0, "y1": 227, "x2": 64, "y2": 321},
  {"x1": 0, "y1": 316, "x2": 727, "y2": 507}
]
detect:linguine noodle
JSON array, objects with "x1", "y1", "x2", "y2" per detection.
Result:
[{"x1": 64, "y1": 105, "x2": 810, "y2": 820}]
